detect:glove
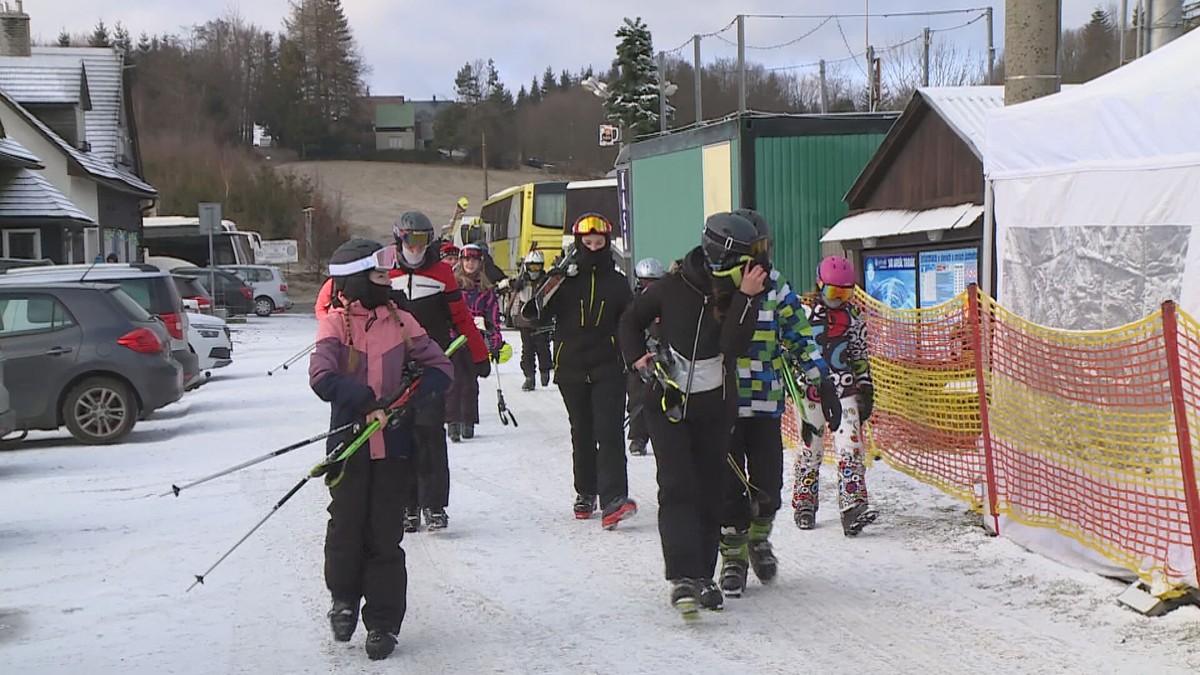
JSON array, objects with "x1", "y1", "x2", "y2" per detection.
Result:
[
  {"x1": 473, "y1": 316, "x2": 487, "y2": 331},
  {"x1": 475, "y1": 359, "x2": 491, "y2": 378},
  {"x1": 818, "y1": 378, "x2": 842, "y2": 431},
  {"x1": 497, "y1": 278, "x2": 511, "y2": 292},
  {"x1": 858, "y1": 384, "x2": 874, "y2": 424},
  {"x1": 801, "y1": 422, "x2": 819, "y2": 446},
  {"x1": 566, "y1": 263, "x2": 578, "y2": 277},
  {"x1": 490, "y1": 345, "x2": 502, "y2": 363}
]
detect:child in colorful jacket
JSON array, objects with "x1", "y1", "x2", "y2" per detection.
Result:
[
  {"x1": 309, "y1": 238, "x2": 453, "y2": 661},
  {"x1": 445, "y1": 243, "x2": 504, "y2": 441},
  {"x1": 718, "y1": 209, "x2": 841, "y2": 597},
  {"x1": 791, "y1": 254, "x2": 877, "y2": 537}
]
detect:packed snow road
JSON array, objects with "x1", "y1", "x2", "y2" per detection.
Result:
[{"x1": 2, "y1": 314, "x2": 1198, "y2": 674}]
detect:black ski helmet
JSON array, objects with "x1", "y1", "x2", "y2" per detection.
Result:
[
  {"x1": 732, "y1": 208, "x2": 772, "y2": 259},
  {"x1": 328, "y1": 238, "x2": 386, "y2": 300},
  {"x1": 393, "y1": 210, "x2": 435, "y2": 247},
  {"x1": 700, "y1": 212, "x2": 759, "y2": 270}
]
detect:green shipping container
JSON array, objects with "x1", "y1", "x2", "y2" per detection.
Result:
[{"x1": 629, "y1": 114, "x2": 896, "y2": 289}]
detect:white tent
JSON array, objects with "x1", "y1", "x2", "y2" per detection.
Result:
[{"x1": 984, "y1": 30, "x2": 1200, "y2": 329}]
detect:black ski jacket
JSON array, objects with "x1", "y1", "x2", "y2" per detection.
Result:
[
  {"x1": 534, "y1": 253, "x2": 632, "y2": 384},
  {"x1": 618, "y1": 246, "x2": 761, "y2": 420}
]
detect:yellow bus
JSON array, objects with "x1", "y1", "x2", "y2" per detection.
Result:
[{"x1": 478, "y1": 181, "x2": 568, "y2": 276}]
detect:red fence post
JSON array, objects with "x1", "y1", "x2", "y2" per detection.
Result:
[
  {"x1": 968, "y1": 284, "x2": 1001, "y2": 535},
  {"x1": 1161, "y1": 300, "x2": 1200, "y2": 586}
]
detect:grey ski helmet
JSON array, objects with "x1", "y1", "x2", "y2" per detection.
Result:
[{"x1": 635, "y1": 257, "x2": 666, "y2": 280}]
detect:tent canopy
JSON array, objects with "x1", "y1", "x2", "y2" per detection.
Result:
[{"x1": 984, "y1": 30, "x2": 1200, "y2": 329}]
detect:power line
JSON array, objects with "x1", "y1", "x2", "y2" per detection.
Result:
[
  {"x1": 745, "y1": 7, "x2": 992, "y2": 20},
  {"x1": 663, "y1": 17, "x2": 739, "y2": 55},
  {"x1": 835, "y1": 17, "x2": 870, "y2": 78}
]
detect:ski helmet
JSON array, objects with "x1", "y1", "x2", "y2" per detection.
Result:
[
  {"x1": 524, "y1": 250, "x2": 545, "y2": 265},
  {"x1": 700, "y1": 212, "x2": 759, "y2": 271},
  {"x1": 440, "y1": 242, "x2": 460, "y2": 260},
  {"x1": 460, "y1": 243, "x2": 485, "y2": 260},
  {"x1": 393, "y1": 210, "x2": 434, "y2": 249},
  {"x1": 635, "y1": 257, "x2": 666, "y2": 280},
  {"x1": 572, "y1": 213, "x2": 613, "y2": 236},
  {"x1": 732, "y1": 208, "x2": 772, "y2": 259},
  {"x1": 328, "y1": 238, "x2": 392, "y2": 304},
  {"x1": 817, "y1": 255, "x2": 856, "y2": 287}
]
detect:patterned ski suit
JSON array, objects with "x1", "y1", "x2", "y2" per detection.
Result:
[{"x1": 791, "y1": 296, "x2": 873, "y2": 516}]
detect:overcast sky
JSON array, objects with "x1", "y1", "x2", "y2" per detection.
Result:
[{"x1": 38, "y1": 1, "x2": 1105, "y2": 98}]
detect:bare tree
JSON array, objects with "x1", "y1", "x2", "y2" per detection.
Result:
[{"x1": 878, "y1": 34, "x2": 986, "y2": 109}]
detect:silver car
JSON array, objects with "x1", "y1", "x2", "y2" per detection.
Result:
[{"x1": 221, "y1": 265, "x2": 294, "y2": 317}]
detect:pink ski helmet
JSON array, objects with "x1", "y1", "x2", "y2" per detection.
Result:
[{"x1": 817, "y1": 255, "x2": 856, "y2": 287}]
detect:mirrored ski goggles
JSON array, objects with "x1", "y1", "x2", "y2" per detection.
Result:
[
  {"x1": 395, "y1": 229, "x2": 433, "y2": 248},
  {"x1": 525, "y1": 262, "x2": 544, "y2": 273},
  {"x1": 573, "y1": 213, "x2": 613, "y2": 235},
  {"x1": 820, "y1": 283, "x2": 855, "y2": 303}
]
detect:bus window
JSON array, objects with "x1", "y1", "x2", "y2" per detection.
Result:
[
  {"x1": 533, "y1": 189, "x2": 566, "y2": 229},
  {"x1": 507, "y1": 194, "x2": 523, "y2": 241},
  {"x1": 481, "y1": 197, "x2": 512, "y2": 241}
]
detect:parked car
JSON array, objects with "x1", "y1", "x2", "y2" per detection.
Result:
[
  {"x1": 0, "y1": 264, "x2": 203, "y2": 391},
  {"x1": 171, "y1": 267, "x2": 255, "y2": 316},
  {"x1": 0, "y1": 257, "x2": 53, "y2": 273},
  {"x1": 221, "y1": 264, "x2": 293, "y2": 317},
  {"x1": 0, "y1": 282, "x2": 183, "y2": 444},
  {"x1": 173, "y1": 274, "x2": 214, "y2": 315},
  {"x1": 0, "y1": 347, "x2": 14, "y2": 439},
  {"x1": 187, "y1": 311, "x2": 233, "y2": 371}
]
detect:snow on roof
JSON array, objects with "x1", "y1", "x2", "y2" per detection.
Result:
[
  {"x1": 0, "y1": 137, "x2": 43, "y2": 168},
  {"x1": 0, "y1": 167, "x2": 94, "y2": 222},
  {"x1": 918, "y1": 85, "x2": 1080, "y2": 160},
  {"x1": 30, "y1": 46, "x2": 124, "y2": 166},
  {"x1": 0, "y1": 60, "x2": 89, "y2": 106}
]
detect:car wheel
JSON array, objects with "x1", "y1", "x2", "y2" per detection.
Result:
[
  {"x1": 62, "y1": 377, "x2": 139, "y2": 445},
  {"x1": 255, "y1": 296, "x2": 275, "y2": 317}
]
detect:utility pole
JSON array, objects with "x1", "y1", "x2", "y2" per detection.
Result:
[
  {"x1": 922, "y1": 27, "x2": 931, "y2": 87},
  {"x1": 1120, "y1": 0, "x2": 1129, "y2": 63},
  {"x1": 819, "y1": 59, "x2": 829, "y2": 113},
  {"x1": 658, "y1": 50, "x2": 667, "y2": 133},
  {"x1": 693, "y1": 34, "x2": 703, "y2": 124},
  {"x1": 1149, "y1": 0, "x2": 1184, "y2": 51},
  {"x1": 481, "y1": 131, "x2": 489, "y2": 199},
  {"x1": 1003, "y1": 0, "x2": 1061, "y2": 106},
  {"x1": 737, "y1": 14, "x2": 746, "y2": 115},
  {"x1": 986, "y1": 7, "x2": 996, "y2": 84},
  {"x1": 866, "y1": 45, "x2": 876, "y2": 111}
]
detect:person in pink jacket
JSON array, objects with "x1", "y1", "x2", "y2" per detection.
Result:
[{"x1": 309, "y1": 238, "x2": 453, "y2": 660}]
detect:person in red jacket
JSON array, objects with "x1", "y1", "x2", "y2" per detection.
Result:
[{"x1": 387, "y1": 210, "x2": 490, "y2": 532}]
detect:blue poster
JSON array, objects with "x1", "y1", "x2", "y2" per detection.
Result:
[
  {"x1": 863, "y1": 254, "x2": 917, "y2": 310},
  {"x1": 919, "y1": 248, "x2": 978, "y2": 308}
]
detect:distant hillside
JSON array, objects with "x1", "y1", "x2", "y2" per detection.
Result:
[{"x1": 278, "y1": 161, "x2": 584, "y2": 241}]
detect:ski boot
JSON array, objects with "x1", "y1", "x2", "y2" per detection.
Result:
[
  {"x1": 327, "y1": 597, "x2": 359, "y2": 642},
  {"x1": 628, "y1": 438, "x2": 648, "y2": 456},
  {"x1": 365, "y1": 630, "x2": 397, "y2": 660},
  {"x1": 695, "y1": 577, "x2": 724, "y2": 611},
  {"x1": 461, "y1": 423, "x2": 475, "y2": 439},
  {"x1": 573, "y1": 493, "x2": 597, "y2": 520},
  {"x1": 718, "y1": 526, "x2": 750, "y2": 597},
  {"x1": 841, "y1": 502, "x2": 878, "y2": 537},
  {"x1": 793, "y1": 507, "x2": 816, "y2": 530},
  {"x1": 522, "y1": 375, "x2": 535, "y2": 392},
  {"x1": 424, "y1": 507, "x2": 449, "y2": 531},
  {"x1": 747, "y1": 517, "x2": 778, "y2": 583},
  {"x1": 403, "y1": 508, "x2": 422, "y2": 533},
  {"x1": 601, "y1": 497, "x2": 638, "y2": 530},
  {"x1": 448, "y1": 422, "x2": 462, "y2": 443},
  {"x1": 669, "y1": 578, "x2": 700, "y2": 619},
  {"x1": 540, "y1": 370, "x2": 552, "y2": 387}
]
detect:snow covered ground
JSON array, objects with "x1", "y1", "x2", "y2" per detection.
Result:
[{"x1": 3, "y1": 313, "x2": 1200, "y2": 674}]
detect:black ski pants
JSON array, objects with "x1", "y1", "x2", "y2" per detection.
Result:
[
  {"x1": 520, "y1": 327, "x2": 552, "y2": 378},
  {"x1": 626, "y1": 370, "x2": 650, "y2": 443},
  {"x1": 722, "y1": 415, "x2": 784, "y2": 531},
  {"x1": 445, "y1": 349, "x2": 479, "y2": 425},
  {"x1": 558, "y1": 375, "x2": 628, "y2": 508},
  {"x1": 325, "y1": 447, "x2": 409, "y2": 634},
  {"x1": 406, "y1": 424, "x2": 450, "y2": 509},
  {"x1": 647, "y1": 394, "x2": 733, "y2": 581}
]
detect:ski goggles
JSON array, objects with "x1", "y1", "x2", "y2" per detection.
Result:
[
  {"x1": 526, "y1": 262, "x2": 544, "y2": 273},
  {"x1": 460, "y1": 246, "x2": 484, "y2": 260},
  {"x1": 820, "y1": 283, "x2": 855, "y2": 303},
  {"x1": 328, "y1": 246, "x2": 396, "y2": 277},
  {"x1": 395, "y1": 229, "x2": 433, "y2": 248},
  {"x1": 573, "y1": 213, "x2": 613, "y2": 235}
]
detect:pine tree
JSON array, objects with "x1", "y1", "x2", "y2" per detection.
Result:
[
  {"x1": 112, "y1": 21, "x2": 133, "y2": 54},
  {"x1": 137, "y1": 32, "x2": 151, "y2": 53},
  {"x1": 454, "y1": 61, "x2": 483, "y2": 103},
  {"x1": 528, "y1": 77, "x2": 542, "y2": 104},
  {"x1": 604, "y1": 17, "x2": 664, "y2": 137},
  {"x1": 516, "y1": 84, "x2": 528, "y2": 106},
  {"x1": 1079, "y1": 8, "x2": 1117, "y2": 81},
  {"x1": 283, "y1": 0, "x2": 365, "y2": 122},
  {"x1": 56, "y1": 28, "x2": 71, "y2": 47},
  {"x1": 484, "y1": 59, "x2": 513, "y2": 109},
  {"x1": 541, "y1": 66, "x2": 556, "y2": 96},
  {"x1": 89, "y1": 20, "x2": 111, "y2": 47},
  {"x1": 558, "y1": 69, "x2": 572, "y2": 90}
]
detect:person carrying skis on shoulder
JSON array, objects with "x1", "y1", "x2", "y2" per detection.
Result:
[
  {"x1": 716, "y1": 209, "x2": 841, "y2": 598},
  {"x1": 625, "y1": 257, "x2": 666, "y2": 456},
  {"x1": 388, "y1": 211, "x2": 491, "y2": 533},
  {"x1": 619, "y1": 212, "x2": 766, "y2": 617},
  {"x1": 446, "y1": 243, "x2": 504, "y2": 441},
  {"x1": 791, "y1": 254, "x2": 877, "y2": 536},
  {"x1": 524, "y1": 213, "x2": 637, "y2": 529},
  {"x1": 309, "y1": 238, "x2": 453, "y2": 661},
  {"x1": 509, "y1": 249, "x2": 554, "y2": 391}
]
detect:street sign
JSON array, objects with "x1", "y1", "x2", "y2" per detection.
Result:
[
  {"x1": 198, "y1": 202, "x2": 222, "y2": 235},
  {"x1": 257, "y1": 240, "x2": 300, "y2": 264}
]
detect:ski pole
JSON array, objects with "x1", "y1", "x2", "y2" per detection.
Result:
[
  {"x1": 493, "y1": 358, "x2": 518, "y2": 427},
  {"x1": 160, "y1": 420, "x2": 360, "y2": 498},
  {"x1": 187, "y1": 336, "x2": 466, "y2": 591},
  {"x1": 267, "y1": 342, "x2": 316, "y2": 376}
]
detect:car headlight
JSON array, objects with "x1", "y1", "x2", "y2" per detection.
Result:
[{"x1": 198, "y1": 329, "x2": 221, "y2": 338}]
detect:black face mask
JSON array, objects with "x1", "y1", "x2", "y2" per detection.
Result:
[
  {"x1": 576, "y1": 241, "x2": 610, "y2": 271},
  {"x1": 343, "y1": 274, "x2": 392, "y2": 310}
]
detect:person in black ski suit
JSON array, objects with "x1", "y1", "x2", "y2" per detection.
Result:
[
  {"x1": 626, "y1": 257, "x2": 666, "y2": 456},
  {"x1": 618, "y1": 212, "x2": 766, "y2": 616},
  {"x1": 525, "y1": 213, "x2": 638, "y2": 529},
  {"x1": 309, "y1": 238, "x2": 454, "y2": 660},
  {"x1": 509, "y1": 249, "x2": 554, "y2": 391}
]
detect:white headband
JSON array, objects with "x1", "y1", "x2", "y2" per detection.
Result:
[{"x1": 328, "y1": 255, "x2": 378, "y2": 278}]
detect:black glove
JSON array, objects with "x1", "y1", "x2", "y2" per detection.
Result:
[
  {"x1": 858, "y1": 383, "x2": 874, "y2": 424},
  {"x1": 801, "y1": 421, "x2": 819, "y2": 446},
  {"x1": 490, "y1": 346, "x2": 502, "y2": 363},
  {"x1": 818, "y1": 378, "x2": 842, "y2": 431},
  {"x1": 475, "y1": 359, "x2": 491, "y2": 379}
]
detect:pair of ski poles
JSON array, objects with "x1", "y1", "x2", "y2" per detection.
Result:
[
  {"x1": 267, "y1": 342, "x2": 316, "y2": 376},
  {"x1": 175, "y1": 335, "x2": 466, "y2": 591}
]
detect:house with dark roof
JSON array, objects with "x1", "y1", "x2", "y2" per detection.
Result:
[
  {"x1": 0, "y1": 3, "x2": 155, "y2": 263},
  {"x1": 370, "y1": 95, "x2": 453, "y2": 151}
]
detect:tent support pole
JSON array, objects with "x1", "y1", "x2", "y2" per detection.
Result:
[{"x1": 981, "y1": 179, "x2": 996, "y2": 298}]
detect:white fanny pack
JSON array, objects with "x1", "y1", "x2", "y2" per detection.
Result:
[{"x1": 668, "y1": 348, "x2": 723, "y2": 394}]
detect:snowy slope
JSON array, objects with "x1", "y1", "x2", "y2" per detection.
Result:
[{"x1": 2, "y1": 314, "x2": 1199, "y2": 674}]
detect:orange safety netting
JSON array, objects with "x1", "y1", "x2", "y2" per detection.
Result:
[{"x1": 782, "y1": 287, "x2": 1200, "y2": 591}]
